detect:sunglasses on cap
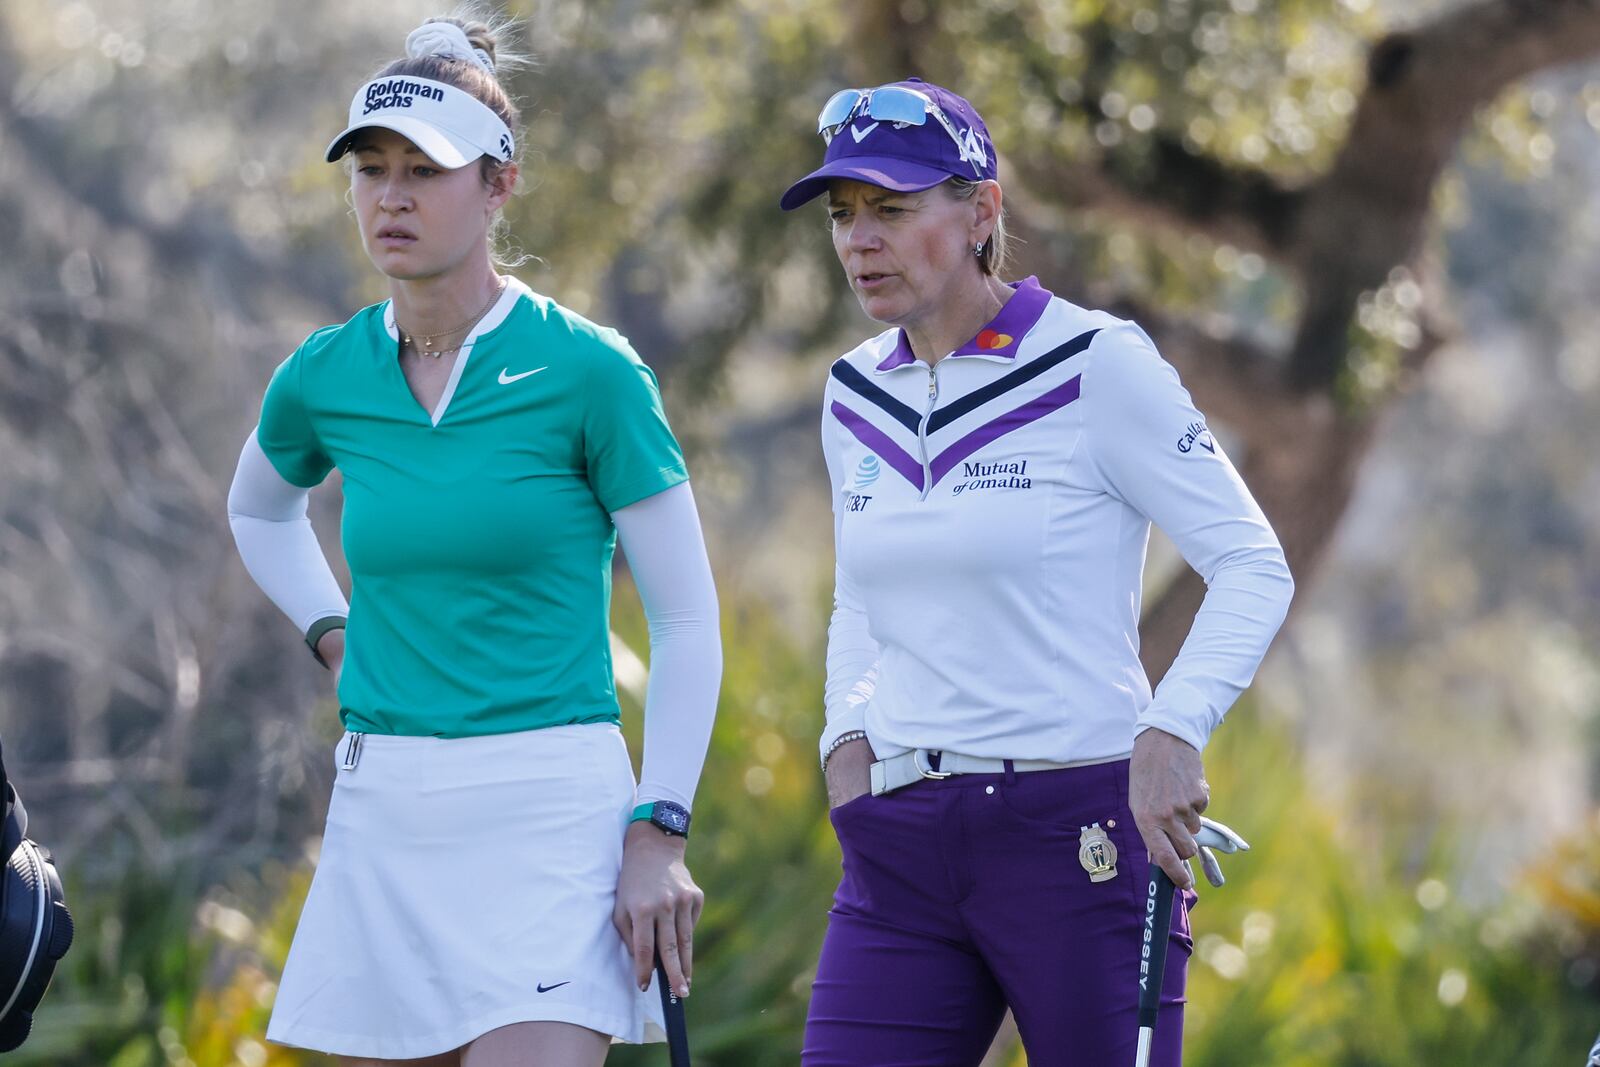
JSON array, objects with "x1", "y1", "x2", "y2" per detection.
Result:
[{"x1": 816, "y1": 85, "x2": 986, "y2": 178}]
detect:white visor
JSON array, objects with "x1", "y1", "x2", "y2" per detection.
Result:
[{"x1": 325, "y1": 76, "x2": 513, "y2": 169}]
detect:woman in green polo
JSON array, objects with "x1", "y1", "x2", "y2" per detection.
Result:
[{"x1": 226, "y1": 14, "x2": 720, "y2": 1065}]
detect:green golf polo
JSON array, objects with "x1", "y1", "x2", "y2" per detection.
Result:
[{"x1": 256, "y1": 285, "x2": 688, "y2": 737}]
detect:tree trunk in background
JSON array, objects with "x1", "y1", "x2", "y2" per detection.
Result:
[
  {"x1": 1139, "y1": 401, "x2": 1379, "y2": 683},
  {"x1": 1047, "y1": 0, "x2": 1600, "y2": 679}
]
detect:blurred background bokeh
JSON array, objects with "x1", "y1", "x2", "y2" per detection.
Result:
[{"x1": 2, "y1": 0, "x2": 1599, "y2": 1063}]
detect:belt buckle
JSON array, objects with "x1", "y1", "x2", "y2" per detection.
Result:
[{"x1": 912, "y1": 749, "x2": 952, "y2": 780}]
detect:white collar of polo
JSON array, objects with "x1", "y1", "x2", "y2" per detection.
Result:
[{"x1": 381, "y1": 277, "x2": 527, "y2": 345}]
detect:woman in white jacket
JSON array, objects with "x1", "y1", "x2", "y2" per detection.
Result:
[{"x1": 780, "y1": 78, "x2": 1294, "y2": 1067}]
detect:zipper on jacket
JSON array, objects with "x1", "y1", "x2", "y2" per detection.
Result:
[
  {"x1": 917, "y1": 363, "x2": 939, "y2": 501},
  {"x1": 342, "y1": 732, "x2": 365, "y2": 770}
]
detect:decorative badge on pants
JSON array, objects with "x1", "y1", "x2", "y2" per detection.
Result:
[{"x1": 1079, "y1": 822, "x2": 1119, "y2": 882}]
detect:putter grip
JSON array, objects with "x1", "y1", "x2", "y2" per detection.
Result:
[
  {"x1": 1137, "y1": 866, "x2": 1176, "y2": 1030},
  {"x1": 654, "y1": 954, "x2": 692, "y2": 1067}
]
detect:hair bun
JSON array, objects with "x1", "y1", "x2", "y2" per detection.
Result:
[{"x1": 405, "y1": 21, "x2": 494, "y2": 74}]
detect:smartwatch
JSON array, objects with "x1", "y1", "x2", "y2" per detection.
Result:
[{"x1": 630, "y1": 800, "x2": 691, "y2": 839}]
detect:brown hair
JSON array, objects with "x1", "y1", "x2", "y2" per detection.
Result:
[{"x1": 374, "y1": 13, "x2": 524, "y2": 181}]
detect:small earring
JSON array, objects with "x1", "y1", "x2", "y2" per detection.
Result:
[{"x1": 974, "y1": 241, "x2": 985, "y2": 257}]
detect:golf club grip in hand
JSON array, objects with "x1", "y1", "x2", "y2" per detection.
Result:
[
  {"x1": 1138, "y1": 866, "x2": 1176, "y2": 1029},
  {"x1": 654, "y1": 953, "x2": 691, "y2": 1067}
]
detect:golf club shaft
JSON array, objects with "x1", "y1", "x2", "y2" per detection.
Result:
[
  {"x1": 654, "y1": 953, "x2": 691, "y2": 1067},
  {"x1": 1135, "y1": 865, "x2": 1176, "y2": 1066}
]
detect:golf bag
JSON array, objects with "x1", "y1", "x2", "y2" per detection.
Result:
[{"x1": 0, "y1": 737, "x2": 73, "y2": 1051}]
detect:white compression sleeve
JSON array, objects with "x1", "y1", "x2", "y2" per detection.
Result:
[
  {"x1": 611, "y1": 482, "x2": 721, "y2": 811},
  {"x1": 227, "y1": 430, "x2": 349, "y2": 637}
]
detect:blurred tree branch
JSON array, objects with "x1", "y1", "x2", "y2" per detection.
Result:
[
  {"x1": 1285, "y1": 0, "x2": 1600, "y2": 392},
  {"x1": 935, "y1": 0, "x2": 1600, "y2": 680}
]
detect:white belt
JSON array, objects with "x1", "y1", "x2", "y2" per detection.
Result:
[{"x1": 869, "y1": 749, "x2": 1130, "y2": 797}]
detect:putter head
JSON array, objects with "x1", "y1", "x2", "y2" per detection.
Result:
[
  {"x1": 1192, "y1": 817, "x2": 1250, "y2": 888},
  {"x1": 1195, "y1": 816, "x2": 1249, "y2": 854}
]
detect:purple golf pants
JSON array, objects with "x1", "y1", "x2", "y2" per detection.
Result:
[{"x1": 803, "y1": 759, "x2": 1194, "y2": 1067}]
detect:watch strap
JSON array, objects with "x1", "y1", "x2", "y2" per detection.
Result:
[{"x1": 305, "y1": 615, "x2": 348, "y2": 669}]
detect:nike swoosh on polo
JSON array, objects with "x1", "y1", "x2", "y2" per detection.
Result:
[
  {"x1": 851, "y1": 122, "x2": 879, "y2": 143},
  {"x1": 536, "y1": 981, "x2": 571, "y2": 993},
  {"x1": 499, "y1": 366, "x2": 547, "y2": 384}
]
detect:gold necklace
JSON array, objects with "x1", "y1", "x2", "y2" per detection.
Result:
[{"x1": 398, "y1": 277, "x2": 506, "y2": 358}]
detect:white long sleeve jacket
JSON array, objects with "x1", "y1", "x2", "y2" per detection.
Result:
[{"x1": 820, "y1": 277, "x2": 1294, "y2": 766}]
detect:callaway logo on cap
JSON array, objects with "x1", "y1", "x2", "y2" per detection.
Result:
[{"x1": 325, "y1": 75, "x2": 514, "y2": 170}]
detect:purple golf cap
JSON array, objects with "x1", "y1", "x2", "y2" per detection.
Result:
[{"x1": 779, "y1": 78, "x2": 997, "y2": 211}]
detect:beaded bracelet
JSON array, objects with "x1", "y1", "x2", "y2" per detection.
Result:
[{"x1": 821, "y1": 729, "x2": 869, "y2": 771}]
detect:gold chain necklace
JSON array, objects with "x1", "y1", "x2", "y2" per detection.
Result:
[{"x1": 398, "y1": 277, "x2": 506, "y2": 358}]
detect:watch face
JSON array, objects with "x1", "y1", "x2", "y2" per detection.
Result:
[{"x1": 654, "y1": 803, "x2": 690, "y2": 835}]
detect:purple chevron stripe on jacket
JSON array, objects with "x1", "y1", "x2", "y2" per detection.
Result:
[
  {"x1": 929, "y1": 375, "x2": 1082, "y2": 486},
  {"x1": 831, "y1": 401, "x2": 925, "y2": 490}
]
